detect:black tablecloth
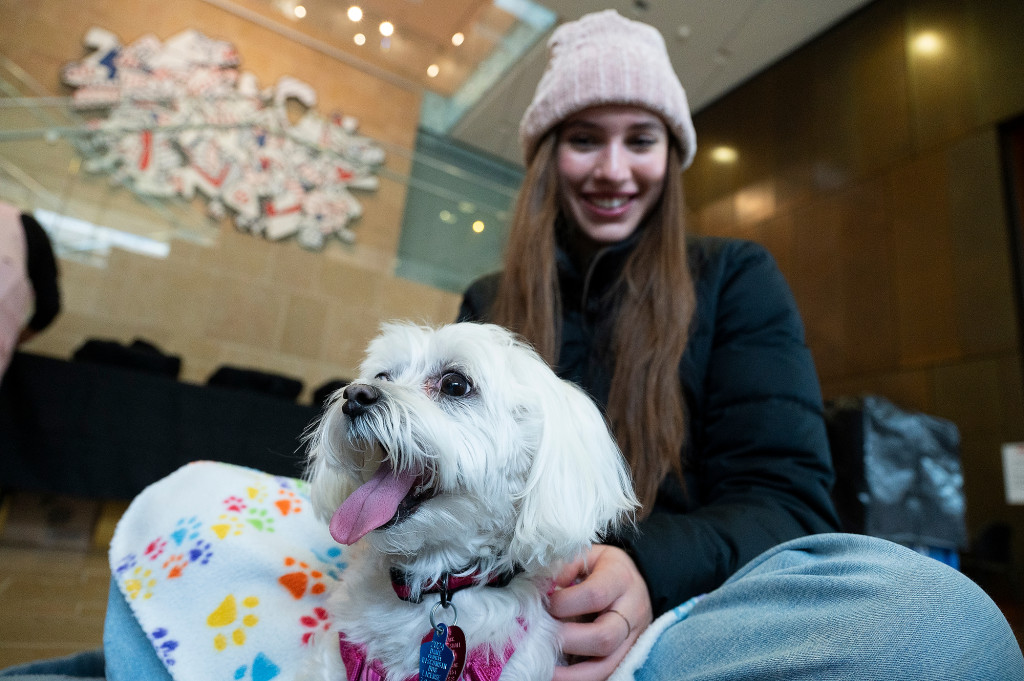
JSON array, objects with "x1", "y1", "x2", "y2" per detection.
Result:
[{"x1": 0, "y1": 352, "x2": 320, "y2": 499}]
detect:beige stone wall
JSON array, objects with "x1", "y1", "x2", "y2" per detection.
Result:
[{"x1": 1, "y1": 0, "x2": 462, "y2": 401}]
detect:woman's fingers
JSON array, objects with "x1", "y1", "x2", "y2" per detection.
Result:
[
  {"x1": 558, "y1": 610, "x2": 633, "y2": 657},
  {"x1": 548, "y1": 545, "x2": 654, "y2": 681}
]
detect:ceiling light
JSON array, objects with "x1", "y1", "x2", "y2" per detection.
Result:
[
  {"x1": 710, "y1": 146, "x2": 738, "y2": 163},
  {"x1": 293, "y1": 5, "x2": 306, "y2": 18},
  {"x1": 911, "y1": 31, "x2": 943, "y2": 55},
  {"x1": 472, "y1": 220, "x2": 485, "y2": 233},
  {"x1": 347, "y1": 6, "x2": 362, "y2": 22},
  {"x1": 379, "y1": 21, "x2": 394, "y2": 37},
  {"x1": 452, "y1": 32, "x2": 465, "y2": 46},
  {"x1": 427, "y1": 64, "x2": 440, "y2": 78},
  {"x1": 353, "y1": 33, "x2": 366, "y2": 46}
]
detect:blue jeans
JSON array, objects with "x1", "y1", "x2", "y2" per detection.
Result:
[
  {"x1": 3, "y1": 534, "x2": 1021, "y2": 680},
  {"x1": 635, "y1": 534, "x2": 1023, "y2": 680}
]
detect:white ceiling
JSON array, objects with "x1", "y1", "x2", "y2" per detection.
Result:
[{"x1": 449, "y1": 0, "x2": 876, "y2": 165}]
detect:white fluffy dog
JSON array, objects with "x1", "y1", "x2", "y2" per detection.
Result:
[{"x1": 301, "y1": 322, "x2": 637, "y2": 681}]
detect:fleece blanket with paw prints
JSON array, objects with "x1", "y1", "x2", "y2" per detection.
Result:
[{"x1": 110, "y1": 461, "x2": 346, "y2": 681}]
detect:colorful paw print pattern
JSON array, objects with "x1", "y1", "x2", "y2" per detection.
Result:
[
  {"x1": 170, "y1": 516, "x2": 203, "y2": 546},
  {"x1": 278, "y1": 556, "x2": 326, "y2": 599},
  {"x1": 245, "y1": 508, "x2": 276, "y2": 533},
  {"x1": 224, "y1": 495, "x2": 248, "y2": 513},
  {"x1": 162, "y1": 553, "x2": 190, "y2": 580},
  {"x1": 212, "y1": 513, "x2": 247, "y2": 539},
  {"x1": 299, "y1": 606, "x2": 332, "y2": 646},
  {"x1": 311, "y1": 545, "x2": 347, "y2": 581},
  {"x1": 274, "y1": 476, "x2": 308, "y2": 492},
  {"x1": 233, "y1": 652, "x2": 281, "y2": 681},
  {"x1": 244, "y1": 484, "x2": 269, "y2": 504},
  {"x1": 114, "y1": 553, "x2": 138, "y2": 576},
  {"x1": 125, "y1": 565, "x2": 157, "y2": 601},
  {"x1": 110, "y1": 462, "x2": 338, "y2": 681},
  {"x1": 208, "y1": 475, "x2": 314, "y2": 541},
  {"x1": 149, "y1": 627, "x2": 179, "y2": 667},
  {"x1": 145, "y1": 537, "x2": 168, "y2": 561},
  {"x1": 274, "y1": 488, "x2": 303, "y2": 517},
  {"x1": 189, "y1": 539, "x2": 214, "y2": 565},
  {"x1": 130, "y1": 515, "x2": 217, "y2": 586},
  {"x1": 208, "y1": 594, "x2": 261, "y2": 651}
]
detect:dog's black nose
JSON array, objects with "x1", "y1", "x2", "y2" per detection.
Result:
[{"x1": 342, "y1": 383, "x2": 380, "y2": 417}]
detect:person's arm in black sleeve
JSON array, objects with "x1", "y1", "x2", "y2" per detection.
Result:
[
  {"x1": 21, "y1": 213, "x2": 60, "y2": 332},
  {"x1": 619, "y1": 240, "x2": 840, "y2": 616}
]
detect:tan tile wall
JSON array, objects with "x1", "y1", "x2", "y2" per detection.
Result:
[
  {"x1": 26, "y1": 229, "x2": 460, "y2": 392},
  {"x1": 2, "y1": 0, "x2": 463, "y2": 401},
  {"x1": 685, "y1": 0, "x2": 1024, "y2": 575}
]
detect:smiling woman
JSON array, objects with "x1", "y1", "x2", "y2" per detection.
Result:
[
  {"x1": 555, "y1": 106, "x2": 669, "y2": 250},
  {"x1": 458, "y1": 9, "x2": 1024, "y2": 681}
]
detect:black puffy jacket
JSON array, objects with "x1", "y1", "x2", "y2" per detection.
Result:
[{"x1": 459, "y1": 235, "x2": 840, "y2": 616}]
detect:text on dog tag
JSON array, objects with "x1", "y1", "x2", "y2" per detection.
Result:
[{"x1": 419, "y1": 622, "x2": 466, "y2": 681}]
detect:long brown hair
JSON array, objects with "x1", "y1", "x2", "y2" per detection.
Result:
[{"x1": 491, "y1": 131, "x2": 696, "y2": 515}]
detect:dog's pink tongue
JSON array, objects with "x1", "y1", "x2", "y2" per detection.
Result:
[{"x1": 329, "y1": 463, "x2": 418, "y2": 545}]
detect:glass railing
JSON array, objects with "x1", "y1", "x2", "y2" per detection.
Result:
[
  {"x1": 0, "y1": 20, "x2": 530, "y2": 293},
  {"x1": 0, "y1": 55, "x2": 222, "y2": 266}
]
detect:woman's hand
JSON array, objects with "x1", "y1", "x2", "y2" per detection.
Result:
[{"x1": 549, "y1": 544, "x2": 653, "y2": 681}]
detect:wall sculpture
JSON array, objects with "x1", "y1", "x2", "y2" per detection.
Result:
[{"x1": 61, "y1": 26, "x2": 385, "y2": 249}]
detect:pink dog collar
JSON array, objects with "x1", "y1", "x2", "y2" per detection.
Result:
[
  {"x1": 389, "y1": 568, "x2": 521, "y2": 603},
  {"x1": 338, "y1": 619, "x2": 526, "y2": 681}
]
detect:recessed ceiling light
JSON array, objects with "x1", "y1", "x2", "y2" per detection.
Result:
[
  {"x1": 427, "y1": 64, "x2": 440, "y2": 78},
  {"x1": 347, "y1": 6, "x2": 362, "y2": 22},
  {"x1": 379, "y1": 21, "x2": 394, "y2": 37},
  {"x1": 293, "y1": 5, "x2": 306, "y2": 18},
  {"x1": 911, "y1": 31, "x2": 943, "y2": 55},
  {"x1": 354, "y1": 33, "x2": 366, "y2": 46},
  {"x1": 452, "y1": 32, "x2": 465, "y2": 46},
  {"x1": 710, "y1": 146, "x2": 738, "y2": 163},
  {"x1": 472, "y1": 220, "x2": 485, "y2": 233}
]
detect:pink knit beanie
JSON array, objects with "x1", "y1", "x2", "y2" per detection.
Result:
[{"x1": 519, "y1": 9, "x2": 697, "y2": 169}]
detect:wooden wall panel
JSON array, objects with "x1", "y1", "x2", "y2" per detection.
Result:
[
  {"x1": 906, "y1": 0, "x2": 982, "y2": 153},
  {"x1": 886, "y1": 151, "x2": 961, "y2": 366},
  {"x1": 947, "y1": 129, "x2": 1020, "y2": 356},
  {"x1": 685, "y1": 0, "x2": 1024, "y2": 574}
]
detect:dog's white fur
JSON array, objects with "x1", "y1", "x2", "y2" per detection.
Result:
[{"x1": 301, "y1": 322, "x2": 637, "y2": 681}]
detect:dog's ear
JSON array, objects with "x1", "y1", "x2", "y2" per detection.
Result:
[
  {"x1": 304, "y1": 404, "x2": 360, "y2": 525},
  {"x1": 509, "y1": 377, "x2": 638, "y2": 568}
]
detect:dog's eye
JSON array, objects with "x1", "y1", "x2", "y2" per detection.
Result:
[
  {"x1": 375, "y1": 372, "x2": 391, "y2": 381},
  {"x1": 439, "y1": 372, "x2": 471, "y2": 397}
]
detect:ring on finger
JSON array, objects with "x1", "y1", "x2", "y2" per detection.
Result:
[{"x1": 605, "y1": 608, "x2": 631, "y2": 638}]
